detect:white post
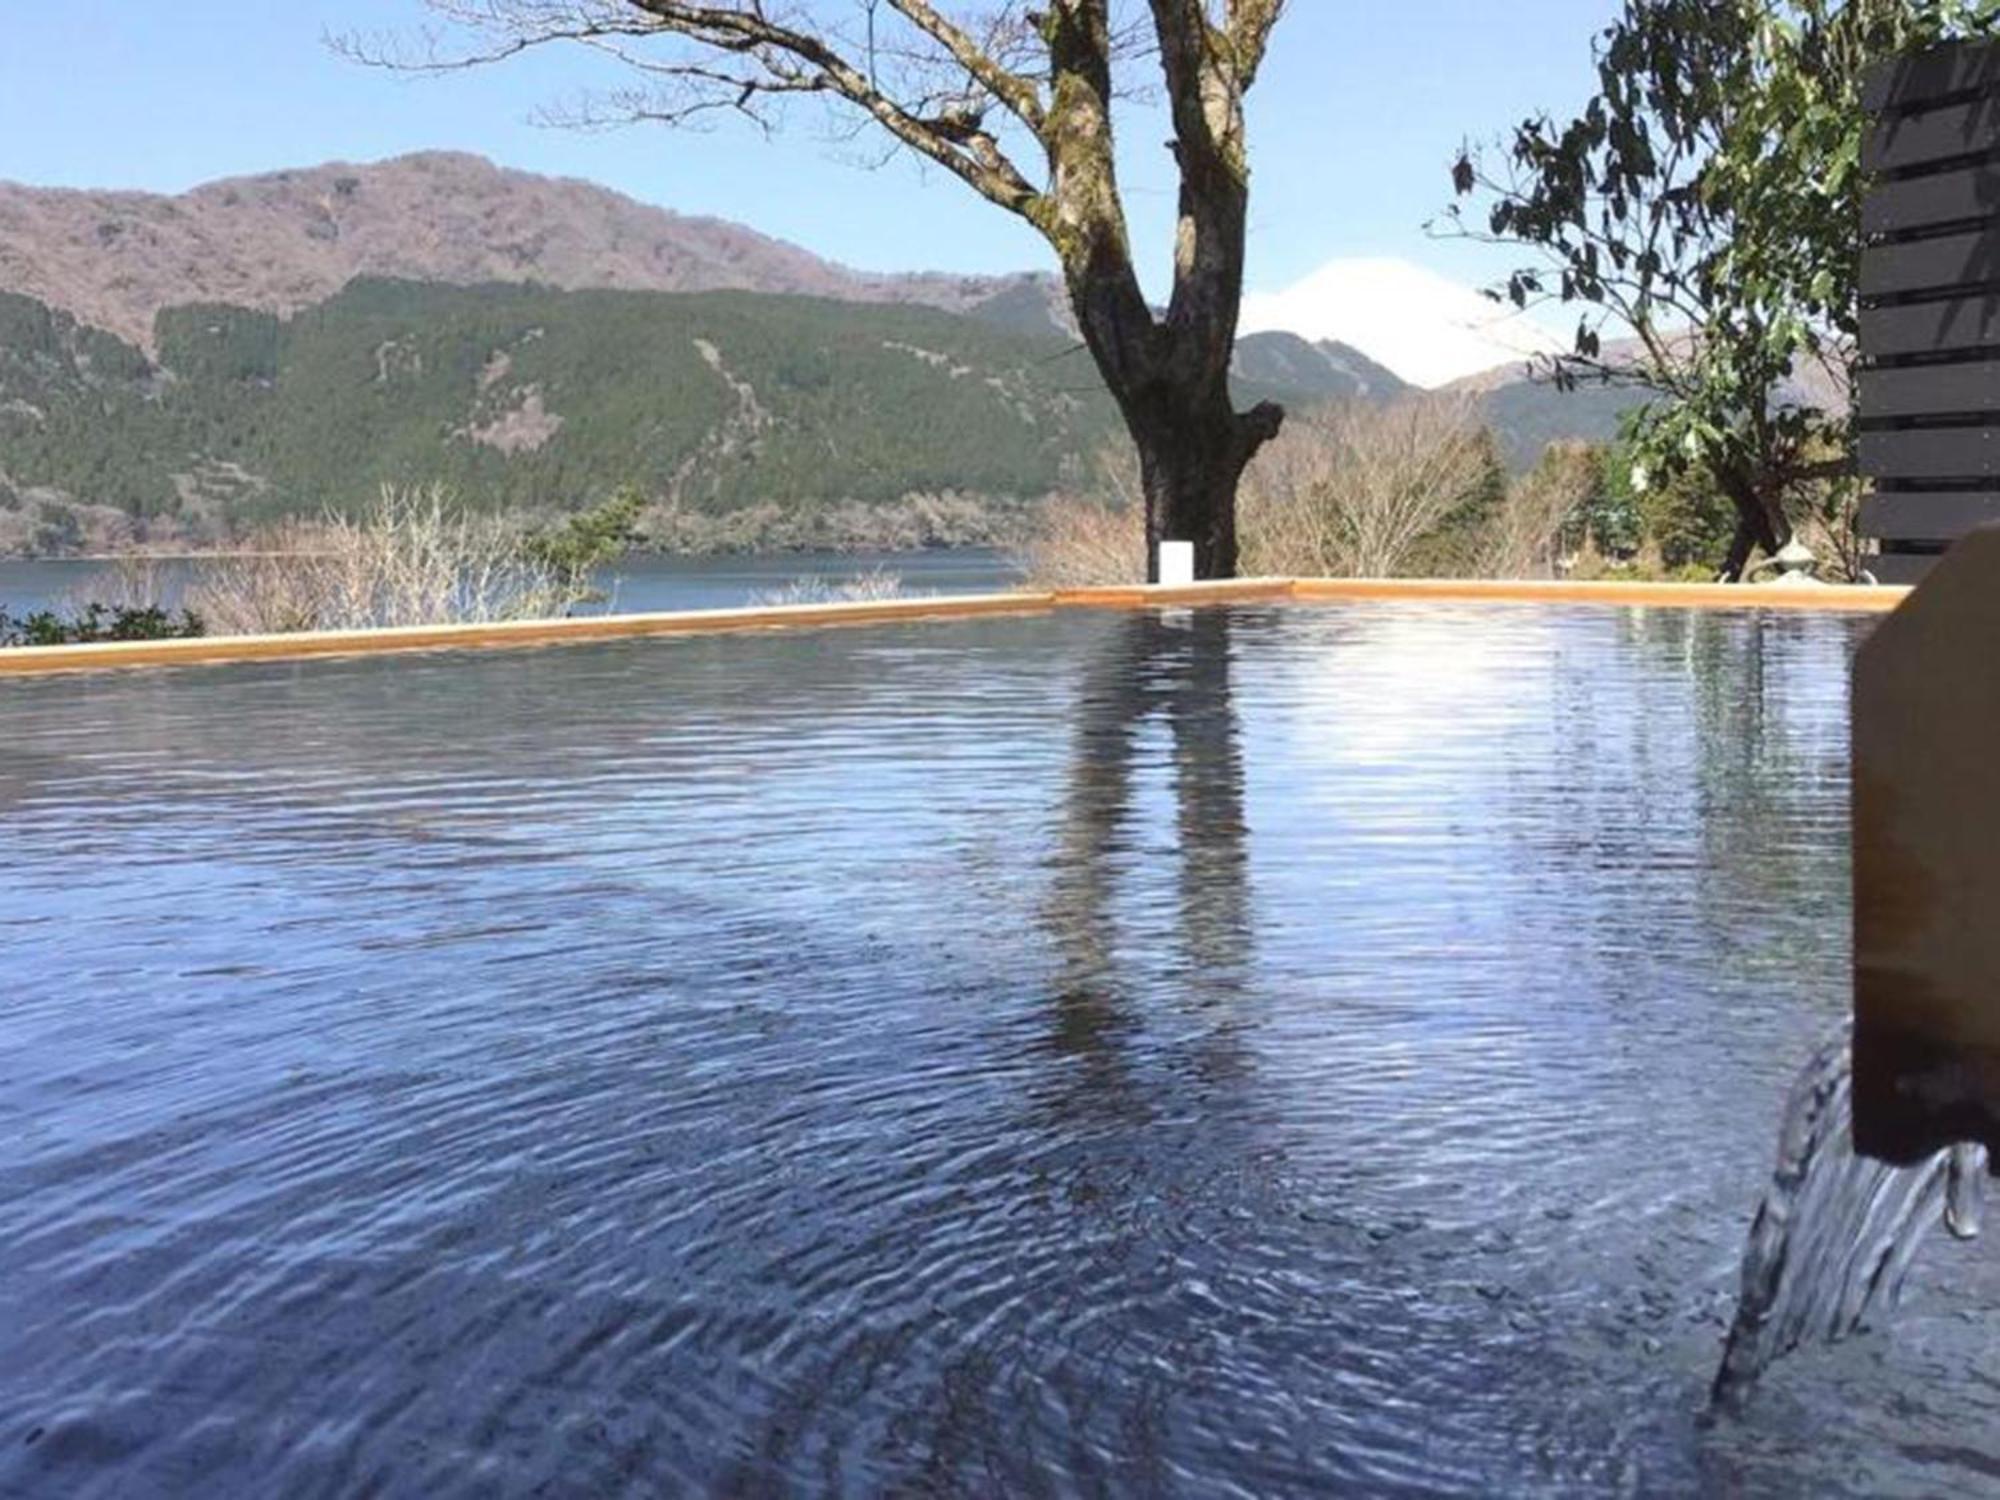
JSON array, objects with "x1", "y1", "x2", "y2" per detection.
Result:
[{"x1": 1157, "y1": 540, "x2": 1196, "y2": 587}]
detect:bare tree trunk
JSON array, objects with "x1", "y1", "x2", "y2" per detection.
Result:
[
  {"x1": 1125, "y1": 386, "x2": 1283, "y2": 581},
  {"x1": 1057, "y1": 262, "x2": 1281, "y2": 583},
  {"x1": 1720, "y1": 517, "x2": 1759, "y2": 582},
  {"x1": 1038, "y1": 0, "x2": 1284, "y2": 581}
]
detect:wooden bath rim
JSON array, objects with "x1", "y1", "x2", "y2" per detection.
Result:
[{"x1": 0, "y1": 576, "x2": 1910, "y2": 677}]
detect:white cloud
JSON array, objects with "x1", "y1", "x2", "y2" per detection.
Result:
[{"x1": 1239, "y1": 257, "x2": 1564, "y2": 389}]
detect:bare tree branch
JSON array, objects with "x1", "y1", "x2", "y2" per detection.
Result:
[
  {"x1": 342, "y1": 3, "x2": 1047, "y2": 216},
  {"x1": 884, "y1": 1, "x2": 1045, "y2": 128},
  {"x1": 1225, "y1": 0, "x2": 1286, "y2": 87}
]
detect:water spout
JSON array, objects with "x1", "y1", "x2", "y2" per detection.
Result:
[
  {"x1": 1712, "y1": 532, "x2": 2000, "y2": 1401},
  {"x1": 1712, "y1": 1033, "x2": 1987, "y2": 1405}
]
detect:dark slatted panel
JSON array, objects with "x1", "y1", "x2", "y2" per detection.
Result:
[
  {"x1": 1858, "y1": 296, "x2": 2000, "y2": 358},
  {"x1": 1857, "y1": 361, "x2": 2000, "y2": 420},
  {"x1": 1862, "y1": 162, "x2": 2000, "y2": 235},
  {"x1": 1861, "y1": 228, "x2": 2000, "y2": 298},
  {"x1": 1863, "y1": 39, "x2": 2000, "y2": 114},
  {"x1": 1860, "y1": 427, "x2": 2000, "y2": 479},
  {"x1": 1858, "y1": 491, "x2": 2000, "y2": 540},
  {"x1": 1865, "y1": 96, "x2": 2000, "y2": 173},
  {"x1": 1867, "y1": 551, "x2": 1945, "y2": 584},
  {"x1": 1861, "y1": 41, "x2": 2000, "y2": 581}
]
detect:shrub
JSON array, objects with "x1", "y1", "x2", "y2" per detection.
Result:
[
  {"x1": 58, "y1": 555, "x2": 178, "y2": 616},
  {"x1": 1472, "y1": 441, "x2": 1599, "y2": 580},
  {"x1": 750, "y1": 568, "x2": 906, "y2": 607},
  {"x1": 1016, "y1": 495, "x2": 1146, "y2": 588},
  {"x1": 519, "y1": 487, "x2": 647, "y2": 606},
  {"x1": 0, "y1": 603, "x2": 205, "y2": 647},
  {"x1": 1020, "y1": 404, "x2": 1603, "y2": 586},
  {"x1": 186, "y1": 484, "x2": 575, "y2": 634},
  {"x1": 1013, "y1": 438, "x2": 1146, "y2": 587},
  {"x1": 1238, "y1": 395, "x2": 1503, "y2": 579}
]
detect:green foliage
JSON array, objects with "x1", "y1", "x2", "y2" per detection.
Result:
[
  {"x1": 157, "y1": 304, "x2": 283, "y2": 383},
  {"x1": 1404, "y1": 427, "x2": 1514, "y2": 574},
  {"x1": 1588, "y1": 445, "x2": 1645, "y2": 557},
  {"x1": 1449, "y1": 0, "x2": 1998, "y2": 574},
  {"x1": 0, "y1": 602, "x2": 206, "y2": 647},
  {"x1": 0, "y1": 274, "x2": 1631, "y2": 557},
  {"x1": 1631, "y1": 460, "x2": 1740, "y2": 573},
  {"x1": 1706, "y1": 0, "x2": 2000, "y2": 346},
  {"x1": 519, "y1": 486, "x2": 647, "y2": 601},
  {"x1": 1579, "y1": 424, "x2": 1742, "y2": 576},
  {"x1": 1477, "y1": 422, "x2": 1742, "y2": 576},
  {"x1": 0, "y1": 275, "x2": 1634, "y2": 557}
]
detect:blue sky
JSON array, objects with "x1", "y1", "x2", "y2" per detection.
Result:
[{"x1": 1, "y1": 2, "x2": 1619, "y2": 332}]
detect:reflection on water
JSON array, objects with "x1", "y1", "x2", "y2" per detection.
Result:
[
  {"x1": 1047, "y1": 611, "x2": 1249, "y2": 1114},
  {"x1": 2, "y1": 603, "x2": 1997, "y2": 1496}
]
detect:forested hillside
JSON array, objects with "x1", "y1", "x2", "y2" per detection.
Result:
[
  {"x1": 0, "y1": 273, "x2": 1634, "y2": 555},
  {"x1": 0, "y1": 278, "x2": 1137, "y2": 552}
]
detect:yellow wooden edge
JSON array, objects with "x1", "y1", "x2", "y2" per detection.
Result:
[
  {"x1": 0, "y1": 574, "x2": 1911, "y2": 677},
  {"x1": 1052, "y1": 577, "x2": 1299, "y2": 609},
  {"x1": 1287, "y1": 576, "x2": 1910, "y2": 612},
  {"x1": 0, "y1": 591, "x2": 1062, "y2": 677}
]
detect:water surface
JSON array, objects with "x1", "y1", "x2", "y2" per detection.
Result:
[{"x1": 2, "y1": 603, "x2": 1997, "y2": 1497}]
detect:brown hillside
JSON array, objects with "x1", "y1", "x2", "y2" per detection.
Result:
[{"x1": 0, "y1": 151, "x2": 1059, "y2": 349}]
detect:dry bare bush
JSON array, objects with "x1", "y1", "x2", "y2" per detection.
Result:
[
  {"x1": 1793, "y1": 477, "x2": 1870, "y2": 583},
  {"x1": 1475, "y1": 442, "x2": 1597, "y2": 580},
  {"x1": 1005, "y1": 398, "x2": 1605, "y2": 586},
  {"x1": 1015, "y1": 440, "x2": 1146, "y2": 588},
  {"x1": 750, "y1": 568, "x2": 906, "y2": 607},
  {"x1": 1239, "y1": 394, "x2": 1498, "y2": 579},
  {"x1": 187, "y1": 486, "x2": 570, "y2": 635},
  {"x1": 184, "y1": 521, "x2": 337, "y2": 635},
  {"x1": 1018, "y1": 499, "x2": 1146, "y2": 588},
  {"x1": 326, "y1": 487, "x2": 568, "y2": 627},
  {"x1": 59, "y1": 554, "x2": 180, "y2": 615}
]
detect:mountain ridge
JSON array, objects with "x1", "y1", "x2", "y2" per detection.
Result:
[
  {"x1": 0, "y1": 151, "x2": 1455, "y2": 398},
  {"x1": 0, "y1": 151, "x2": 1657, "y2": 555},
  {"x1": 0, "y1": 151, "x2": 1075, "y2": 352}
]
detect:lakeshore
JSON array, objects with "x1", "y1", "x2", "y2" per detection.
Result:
[{"x1": 0, "y1": 547, "x2": 1024, "y2": 621}]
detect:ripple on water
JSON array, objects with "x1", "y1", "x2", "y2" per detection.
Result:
[{"x1": 3, "y1": 603, "x2": 1997, "y2": 1497}]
